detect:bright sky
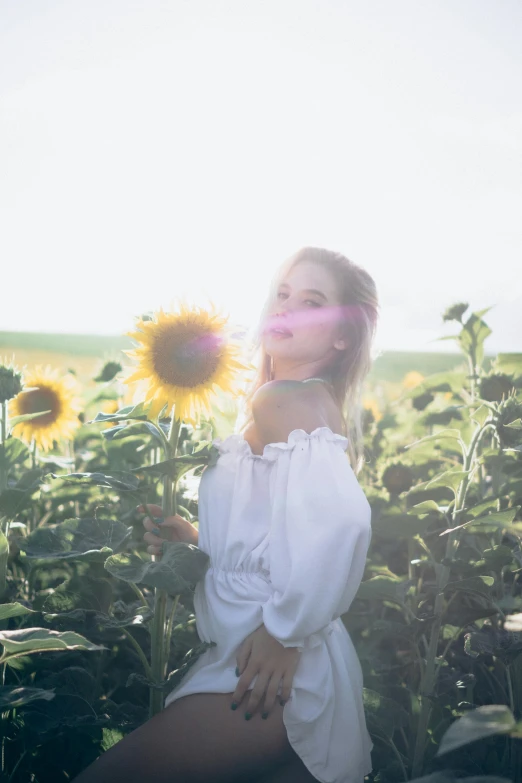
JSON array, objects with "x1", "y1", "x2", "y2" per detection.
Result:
[{"x1": 1, "y1": 0, "x2": 521, "y2": 354}]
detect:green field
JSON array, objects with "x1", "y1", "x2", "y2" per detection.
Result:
[{"x1": 0, "y1": 329, "x2": 490, "y2": 386}]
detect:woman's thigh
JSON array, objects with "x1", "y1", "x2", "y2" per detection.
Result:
[
  {"x1": 72, "y1": 690, "x2": 296, "y2": 783},
  {"x1": 252, "y1": 754, "x2": 319, "y2": 783}
]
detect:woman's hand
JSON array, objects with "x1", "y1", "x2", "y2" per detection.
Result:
[
  {"x1": 231, "y1": 623, "x2": 301, "y2": 720},
  {"x1": 137, "y1": 503, "x2": 198, "y2": 555}
]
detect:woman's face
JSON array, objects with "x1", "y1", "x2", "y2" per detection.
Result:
[{"x1": 261, "y1": 260, "x2": 349, "y2": 370}]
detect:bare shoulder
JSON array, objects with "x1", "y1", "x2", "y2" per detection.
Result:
[{"x1": 252, "y1": 379, "x2": 343, "y2": 445}]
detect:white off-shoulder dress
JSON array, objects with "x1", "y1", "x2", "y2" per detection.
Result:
[{"x1": 164, "y1": 426, "x2": 374, "y2": 783}]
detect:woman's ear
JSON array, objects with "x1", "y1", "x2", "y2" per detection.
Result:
[{"x1": 333, "y1": 337, "x2": 348, "y2": 351}]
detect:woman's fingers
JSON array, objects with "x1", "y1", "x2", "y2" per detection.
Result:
[
  {"x1": 279, "y1": 661, "x2": 298, "y2": 706},
  {"x1": 235, "y1": 637, "x2": 253, "y2": 677},
  {"x1": 261, "y1": 671, "x2": 283, "y2": 717},
  {"x1": 143, "y1": 531, "x2": 165, "y2": 546},
  {"x1": 142, "y1": 517, "x2": 163, "y2": 533},
  {"x1": 243, "y1": 670, "x2": 273, "y2": 718}
]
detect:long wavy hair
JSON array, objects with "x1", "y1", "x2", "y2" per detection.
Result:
[{"x1": 236, "y1": 247, "x2": 379, "y2": 474}]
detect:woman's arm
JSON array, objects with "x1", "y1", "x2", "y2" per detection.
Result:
[{"x1": 255, "y1": 387, "x2": 372, "y2": 648}]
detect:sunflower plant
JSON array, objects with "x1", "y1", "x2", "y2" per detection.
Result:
[
  {"x1": 69, "y1": 301, "x2": 251, "y2": 718},
  {"x1": 122, "y1": 301, "x2": 249, "y2": 715},
  {"x1": 1, "y1": 361, "x2": 83, "y2": 594},
  {"x1": 8, "y1": 365, "x2": 83, "y2": 457}
]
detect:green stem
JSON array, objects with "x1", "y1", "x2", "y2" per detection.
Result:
[
  {"x1": 411, "y1": 417, "x2": 494, "y2": 777},
  {"x1": 0, "y1": 402, "x2": 7, "y2": 496},
  {"x1": 149, "y1": 414, "x2": 182, "y2": 719},
  {"x1": 128, "y1": 581, "x2": 149, "y2": 609},
  {"x1": 388, "y1": 737, "x2": 408, "y2": 782},
  {"x1": 0, "y1": 403, "x2": 7, "y2": 545},
  {"x1": 121, "y1": 627, "x2": 153, "y2": 680},
  {"x1": 164, "y1": 594, "x2": 180, "y2": 679}
]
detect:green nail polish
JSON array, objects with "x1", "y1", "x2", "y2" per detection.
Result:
[
  {"x1": 151, "y1": 528, "x2": 162, "y2": 536},
  {"x1": 230, "y1": 702, "x2": 238, "y2": 710},
  {"x1": 244, "y1": 712, "x2": 252, "y2": 720},
  {"x1": 262, "y1": 712, "x2": 269, "y2": 719},
  {"x1": 280, "y1": 699, "x2": 286, "y2": 706},
  {"x1": 235, "y1": 666, "x2": 239, "y2": 676}
]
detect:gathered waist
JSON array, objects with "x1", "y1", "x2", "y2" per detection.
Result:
[{"x1": 206, "y1": 564, "x2": 271, "y2": 580}]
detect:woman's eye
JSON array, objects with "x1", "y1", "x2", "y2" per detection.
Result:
[{"x1": 305, "y1": 300, "x2": 321, "y2": 307}]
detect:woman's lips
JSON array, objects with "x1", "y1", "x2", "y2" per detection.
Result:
[{"x1": 268, "y1": 327, "x2": 293, "y2": 338}]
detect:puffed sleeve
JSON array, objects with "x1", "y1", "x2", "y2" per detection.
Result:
[{"x1": 261, "y1": 427, "x2": 372, "y2": 651}]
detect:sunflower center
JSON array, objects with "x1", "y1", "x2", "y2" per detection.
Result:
[
  {"x1": 153, "y1": 324, "x2": 224, "y2": 388},
  {"x1": 17, "y1": 386, "x2": 61, "y2": 427}
]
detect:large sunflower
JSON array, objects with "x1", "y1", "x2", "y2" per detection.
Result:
[
  {"x1": 8, "y1": 365, "x2": 83, "y2": 452},
  {"x1": 122, "y1": 301, "x2": 250, "y2": 426}
]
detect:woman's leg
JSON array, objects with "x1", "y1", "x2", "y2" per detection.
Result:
[
  {"x1": 72, "y1": 690, "x2": 296, "y2": 783},
  {"x1": 252, "y1": 754, "x2": 319, "y2": 783}
]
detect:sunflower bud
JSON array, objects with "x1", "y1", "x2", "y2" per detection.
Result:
[
  {"x1": 495, "y1": 398, "x2": 522, "y2": 448},
  {"x1": 94, "y1": 361, "x2": 123, "y2": 383},
  {"x1": 382, "y1": 463, "x2": 415, "y2": 495},
  {"x1": 0, "y1": 361, "x2": 23, "y2": 404},
  {"x1": 412, "y1": 392, "x2": 434, "y2": 411},
  {"x1": 479, "y1": 373, "x2": 516, "y2": 403},
  {"x1": 442, "y1": 302, "x2": 469, "y2": 323}
]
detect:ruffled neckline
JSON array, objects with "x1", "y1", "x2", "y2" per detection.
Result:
[{"x1": 212, "y1": 426, "x2": 349, "y2": 463}]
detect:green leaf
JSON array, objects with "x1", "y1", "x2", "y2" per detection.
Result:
[
  {"x1": 0, "y1": 528, "x2": 8, "y2": 596},
  {"x1": 403, "y1": 428, "x2": 464, "y2": 452},
  {"x1": 0, "y1": 437, "x2": 30, "y2": 470},
  {"x1": 102, "y1": 421, "x2": 165, "y2": 445},
  {"x1": 465, "y1": 498, "x2": 503, "y2": 518},
  {"x1": 51, "y1": 470, "x2": 142, "y2": 492},
  {"x1": 356, "y1": 575, "x2": 412, "y2": 605},
  {"x1": 42, "y1": 574, "x2": 113, "y2": 614},
  {"x1": 19, "y1": 517, "x2": 132, "y2": 562},
  {"x1": 471, "y1": 546, "x2": 516, "y2": 574},
  {"x1": 90, "y1": 401, "x2": 153, "y2": 424},
  {"x1": 132, "y1": 455, "x2": 209, "y2": 481},
  {"x1": 436, "y1": 704, "x2": 516, "y2": 757},
  {"x1": 362, "y1": 687, "x2": 409, "y2": 738},
  {"x1": 101, "y1": 727, "x2": 126, "y2": 751},
  {"x1": 444, "y1": 575, "x2": 494, "y2": 598},
  {"x1": 105, "y1": 542, "x2": 209, "y2": 596},
  {"x1": 0, "y1": 686, "x2": 55, "y2": 709},
  {"x1": 425, "y1": 469, "x2": 470, "y2": 497},
  {"x1": 470, "y1": 404, "x2": 491, "y2": 426},
  {"x1": 0, "y1": 469, "x2": 44, "y2": 517},
  {"x1": 0, "y1": 628, "x2": 106, "y2": 661},
  {"x1": 463, "y1": 508, "x2": 520, "y2": 533},
  {"x1": 9, "y1": 410, "x2": 52, "y2": 427},
  {"x1": 408, "y1": 500, "x2": 442, "y2": 516},
  {"x1": 0, "y1": 602, "x2": 36, "y2": 620},
  {"x1": 164, "y1": 639, "x2": 217, "y2": 696},
  {"x1": 459, "y1": 312, "x2": 492, "y2": 366},
  {"x1": 372, "y1": 512, "x2": 433, "y2": 538},
  {"x1": 463, "y1": 627, "x2": 522, "y2": 661}
]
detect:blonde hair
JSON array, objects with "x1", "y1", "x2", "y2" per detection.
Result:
[{"x1": 236, "y1": 247, "x2": 379, "y2": 475}]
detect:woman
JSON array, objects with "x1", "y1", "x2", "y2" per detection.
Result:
[{"x1": 73, "y1": 247, "x2": 379, "y2": 783}]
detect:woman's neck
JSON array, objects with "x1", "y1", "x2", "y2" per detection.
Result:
[{"x1": 271, "y1": 363, "x2": 332, "y2": 383}]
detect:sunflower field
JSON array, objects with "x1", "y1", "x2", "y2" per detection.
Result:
[{"x1": 0, "y1": 301, "x2": 521, "y2": 783}]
